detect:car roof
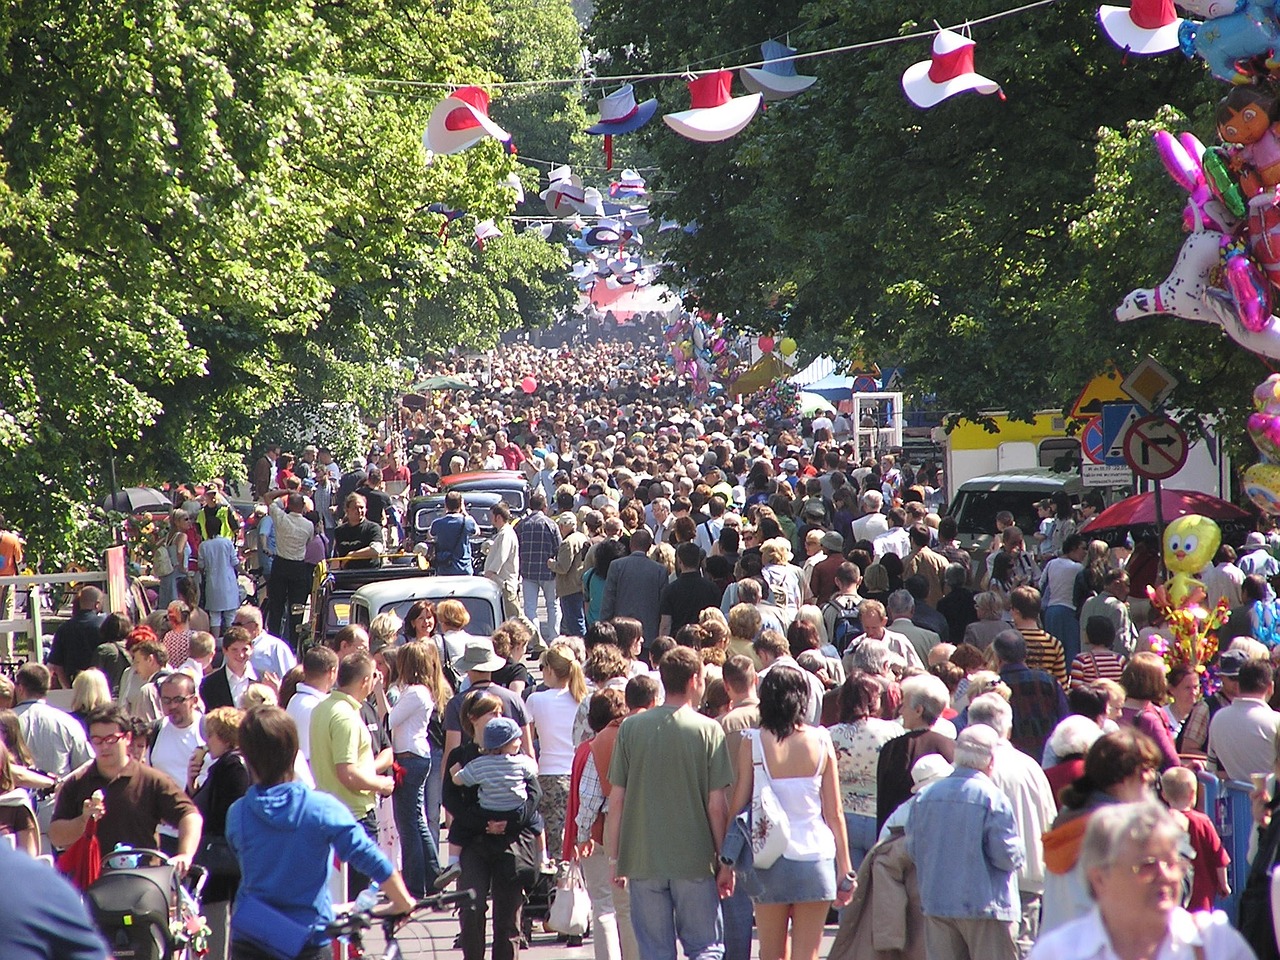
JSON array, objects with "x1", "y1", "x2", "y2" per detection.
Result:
[
  {"x1": 351, "y1": 575, "x2": 502, "y2": 606},
  {"x1": 441, "y1": 470, "x2": 527, "y2": 487},
  {"x1": 955, "y1": 468, "x2": 1082, "y2": 492},
  {"x1": 408, "y1": 490, "x2": 505, "y2": 508}
]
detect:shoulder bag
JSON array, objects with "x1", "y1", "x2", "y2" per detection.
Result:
[{"x1": 748, "y1": 729, "x2": 790, "y2": 870}]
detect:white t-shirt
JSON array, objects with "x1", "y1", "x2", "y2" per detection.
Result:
[
  {"x1": 286, "y1": 683, "x2": 327, "y2": 761},
  {"x1": 149, "y1": 717, "x2": 205, "y2": 790},
  {"x1": 525, "y1": 686, "x2": 582, "y2": 776}
]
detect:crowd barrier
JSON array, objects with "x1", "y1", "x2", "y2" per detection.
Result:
[{"x1": 1197, "y1": 772, "x2": 1255, "y2": 924}]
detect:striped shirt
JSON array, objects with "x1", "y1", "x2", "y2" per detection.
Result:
[
  {"x1": 455, "y1": 752, "x2": 538, "y2": 811},
  {"x1": 1019, "y1": 626, "x2": 1067, "y2": 690},
  {"x1": 1068, "y1": 649, "x2": 1126, "y2": 689}
]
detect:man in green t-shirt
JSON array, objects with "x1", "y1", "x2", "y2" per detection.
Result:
[
  {"x1": 310, "y1": 650, "x2": 394, "y2": 893},
  {"x1": 606, "y1": 646, "x2": 733, "y2": 960}
]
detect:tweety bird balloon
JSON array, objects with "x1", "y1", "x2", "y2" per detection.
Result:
[{"x1": 1162, "y1": 514, "x2": 1222, "y2": 608}]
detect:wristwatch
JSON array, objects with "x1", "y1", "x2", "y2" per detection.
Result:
[
  {"x1": 837, "y1": 872, "x2": 856, "y2": 893},
  {"x1": 718, "y1": 854, "x2": 735, "y2": 868}
]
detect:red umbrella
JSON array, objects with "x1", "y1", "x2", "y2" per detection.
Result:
[{"x1": 1080, "y1": 489, "x2": 1251, "y2": 533}]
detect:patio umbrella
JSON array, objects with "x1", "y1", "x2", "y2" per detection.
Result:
[
  {"x1": 798, "y1": 391, "x2": 837, "y2": 416},
  {"x1": 1080, "y1": 490, "x2": 1251, "y2": 534},
  {"x1": 419, "y1": 374, "x2": 472, "y2": 391},
  {"x1": 100, "y1": 487, "x2": 172, "y2": 513}
]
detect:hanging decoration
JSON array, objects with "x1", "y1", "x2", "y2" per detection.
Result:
[
  {"x1": 423, "y1": 86, "x2": 512, "y2": 157},
  {"x1": 902, "y1": 29, "x2": 1003, "y2": 108},
  {"x1": 663, "y1": 70, "x2": 763, "y2": 143},
  {"x1": 427, "y1": 202, "x2": 465, "y2": 239},
  {"x1": 739, "y1": 40, "x2": 819, "y2": 101},
  {"x1": 474, "y1": 219, "x2": 502, "y2": 249},
  {"x1": 1097, "y1": 0, "x2": 1183, "y2": 55},
  {"x1": 1245, "y1": 375, "x2": 1280, "y2": 513},
  {"x1": 586, "y1": 84, "x2": 659, "y2": 170}
]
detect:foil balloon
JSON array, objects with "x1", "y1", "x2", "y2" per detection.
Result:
[
  {"x1": 1245, "y1": 463, "x2": 1280, "y2": 514},
  {"x1": 1177, "y1": 0, "x2": 1280, "y2": 84},
  {"x1": 1162, "y1": 514, "x2": 1221, "y2": 608}
]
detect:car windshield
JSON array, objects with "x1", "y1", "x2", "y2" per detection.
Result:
[
  {"x1": 385, "y1": 597, "x2": 496, "y2": 636},
  {"x1": 947, "y1": 490, "x2": 1045, "y2": 538},
  {"x1": 412, "y1": 500, "x2": 495, "y2": 535}
]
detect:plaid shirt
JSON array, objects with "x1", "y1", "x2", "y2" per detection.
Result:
[
  {"x1": 575, "y1": 758, "x2": 607, "y2": 844},
  {"x1": 516, "y1": 511, "x2": 561, "y2": 580},
  {"x1": 999, "y1": 663, "x2": 1067, "y2": 760}
]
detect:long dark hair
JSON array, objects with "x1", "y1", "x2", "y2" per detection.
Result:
[{"x1": 758, "y1": 666, "x2": 810, "y2": 741}]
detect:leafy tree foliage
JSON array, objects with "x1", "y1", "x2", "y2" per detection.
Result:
[
  {"x1": 589, "y1": 0, "x2": 1264, "y2": 434},
  {"x1": 0, "y1": 0, "x2": 578, "y2": 564}
]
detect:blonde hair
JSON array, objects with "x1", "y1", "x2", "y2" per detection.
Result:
[
  {"x1": 369, "y1": 612, "x2": 403, "y2": 649},
  {"x1": 760, "y1": 537, "x2": 792, "y2": 566},
  {"x1": 963, "y1": 671, "x2": 1011, "y2": 705},
  {"x1": 1160, "y1": 766, "x2": 1197, "y2": 809},
  {"x1": 436, "y1": 599, "x2": 470, "y2": 631},
  {"x1": 649, "y1": 542, "x2": 676, "y2": 575},
  {"x1": 205, "y1": 707, "x2": 244, "y2": 748},
  {"x1": 71, "y1": 668, "x2": 112, "y2": 713},
  {"x1": 242, "y1": 683, "x2": 278, "y2": 708},
  {"x1": 541, "y1": 644, "x2": 588, "y2": 703},
  {"x1": 728, "y1": 603, "x2": 762, "y2": 641}
]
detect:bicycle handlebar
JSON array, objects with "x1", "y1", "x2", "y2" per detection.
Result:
[{"x1": 324, "y1": 889, "x2": 476, "y2": 938}]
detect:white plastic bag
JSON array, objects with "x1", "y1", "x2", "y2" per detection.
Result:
[{"x1": 548, "y1": 862, "x2": 591, "y2": 937}]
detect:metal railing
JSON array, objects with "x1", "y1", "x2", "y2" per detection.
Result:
[{"x1": 0, "y1": 572, "x2": 109, "y2": 661}]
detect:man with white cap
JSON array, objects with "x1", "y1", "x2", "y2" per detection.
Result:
[
  {"x1": 441, "y1": 637, "x2": 532, "y2": 772},
  {"x1": 964, "y1": 693, "x2": 1057, "y2": 958},
  {"x1": 877, "y1": 752, "x2": 955, "y2": 839},
  {"x1": 905, "y1": 724, "x2": 1025, "y2": 960}
]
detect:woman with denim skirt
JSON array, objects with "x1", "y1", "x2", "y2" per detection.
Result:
[{"x1": 726, "y1": 665, "x2": 855, "y2": 960}]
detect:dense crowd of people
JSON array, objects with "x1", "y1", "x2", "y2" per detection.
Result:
[{"x1": 9, "y1": 331, "x2": 1280, "y2": 960}]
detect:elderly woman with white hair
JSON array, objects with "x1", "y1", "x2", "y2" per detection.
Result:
[{"x1": 1030, "y1": 802, "x2": 1253, "y2": 960}]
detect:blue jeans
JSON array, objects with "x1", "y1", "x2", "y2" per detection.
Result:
[
  {"x1": 1045, "y1": 605, "x2": 1081, "y2": 666},
  {"x1": 720, "y1": 880, "x2": 754, "y2": 960},
  {"x1": 559, "y1": 592, "x2": 586, "y2": 638},
  {"x1": 392, "y1": 752, "x2": 440, "y2": 898},
  {"x1": 522, "y1": 577, "x2": 559, "y2": 642},
  {"x1": 845, "y1": 811, "x2": 878, "y2": 870},
  {"x1": 425, "y1": 741, "x2": 444, "y2": 847},
  {"x1": 628, "y1": 876, "x2": 724, "y2": 960}
]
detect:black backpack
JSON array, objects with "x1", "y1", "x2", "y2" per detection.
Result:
[{"x1": 825, "y1": 598, "x2": 863, "y2": 653}]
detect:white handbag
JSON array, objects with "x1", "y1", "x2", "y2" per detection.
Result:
[
  {"x1": 548, "y1": 861, "x2": 591, "y2": 936},
  {"x1": 748, "y1": 730, "x2": 790, "y2": 870}
]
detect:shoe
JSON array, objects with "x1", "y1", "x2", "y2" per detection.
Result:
[{"x1": 435, "y1": 863, "x2": 462, "y2": 889}]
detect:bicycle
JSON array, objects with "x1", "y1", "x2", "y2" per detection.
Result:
[{"x1": 324, "y1": 889, "x2": 476, "y2": 960}]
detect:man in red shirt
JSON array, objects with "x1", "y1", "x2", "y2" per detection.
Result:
[{"x1": 494, "y1": 429, "x2": 525, "y2": 471}]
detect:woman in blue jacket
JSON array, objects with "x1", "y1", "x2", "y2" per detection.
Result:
[{"x1": 226, "y1": 705, "x2": 414, "y2": 960}]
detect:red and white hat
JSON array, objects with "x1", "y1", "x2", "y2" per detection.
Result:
[
  {"x1": 423, "y1": 87, "x2": 510, "y2": 157},
  {"x1": 473, "y1": 219, "x2": 502, "y2": 250},
  {"x1": 663, "y1": 71, "x2": 763, "y2": 143},
  {"x1": 901, "y1": 30, "x2": 1002, "y2": 109},
  {"x1": 1097, "y1": 0, "x2": 1182, "y2": 54}
]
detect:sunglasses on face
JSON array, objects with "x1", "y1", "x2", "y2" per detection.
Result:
[{"x1": 90, "y1": 733, "x2": 128, "y2": 746}]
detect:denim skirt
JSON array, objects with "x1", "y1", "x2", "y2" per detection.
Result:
[{"x1": 751, "y1": 854, "x2": 837, "y2": 904}]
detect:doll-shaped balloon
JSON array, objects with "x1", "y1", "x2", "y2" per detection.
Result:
[
  {"x1": 1217, "y1": 87, "x2": 1280, "y2": 294},
  {"x1": 1162, "y1": 514, "x2": 1222, "y2": 607}
]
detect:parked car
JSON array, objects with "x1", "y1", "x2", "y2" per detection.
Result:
[
  {"x1": 945, "y1": 468, "x2": 1083, "y2": 569},
  {"x1": 308, "y1": 554, "x2": 430, "y2": 645},
  {"x1": 440, "y1": 470, "x2": 530, "y2": 516},
  {"x1": 349, "y1": 576, "x2": 503, "y2": 639}
]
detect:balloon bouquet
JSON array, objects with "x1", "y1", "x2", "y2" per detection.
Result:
[
  {"x1": 661, "y1": 310, "x2": 744, "y2": 395},
  {"x1": 1146, "y1": 514, "x2": 1232, "y2": 694},
  {"x1": 1105, "y1": 0, "x2": 1280, "y2": 512}
]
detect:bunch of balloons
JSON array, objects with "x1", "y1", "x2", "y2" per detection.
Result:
[
  {"x1": 1244, "y1": 374, "x2": 1280, "y2": 513},
  {"x1": 747, "y1": 377, "x2": 800, "y2": 423},
  {"x1": 661, "y1": 310, "x2": 745, "y2": 395},
  {"x1": 1146, "y1": 514, "x2": 1231, "y2": 695}
]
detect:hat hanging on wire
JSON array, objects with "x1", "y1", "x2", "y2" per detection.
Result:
[
  {"x1": 423, "y1": 87, "x2": 513, "y2": 159},
  {"x1": 663, "y1": 70, "x2": 763, "y2": 142},
  {"x1": 739, "y1": 40, "x2": 818, "y2": 101},
  {"x1": 586, "y1": 84, "x2": 659, "y2": 170},
  {"x1": 1097, "y1": 0, "x2": 1182, "y2": 55},
  {"x1": 474, "y1": 219, "x2": 503, "y2": 250},
  {"x1": 901, "y1": 29, "x2": 1004, "y2": 108}
]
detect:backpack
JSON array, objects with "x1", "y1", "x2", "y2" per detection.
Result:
[
  {"x1": 151, "y1": 538, "x2": 175, "y2": 578},
  {"x1": 825, "y1": 598, "x2": 863, "y2": 653},
  {"x1": 762, "y1": 568, "x2": 790, "y2": 609}
]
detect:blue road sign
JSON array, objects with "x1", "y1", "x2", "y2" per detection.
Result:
[
  {"x1": 1081, "y1": 416, "x2": 1105, "y2": 465},
  {"x1": 1100, "y1": 402, "x2": 1146, "y2": 467}
]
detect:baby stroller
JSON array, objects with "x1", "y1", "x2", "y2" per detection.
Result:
[{"x1": 86, "y1": 847, "x2": 209, "y2": 960}]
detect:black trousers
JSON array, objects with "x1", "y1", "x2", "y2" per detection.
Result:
[
  {"x1": 266, "y1": 557, "x2": 312, "y2": 644},
  {"x1": 347, "y1": 808, "x2": 381, "y2": 898},
  {"x1": 459, "y1": 840, "x2": 526, "y2": 960}
]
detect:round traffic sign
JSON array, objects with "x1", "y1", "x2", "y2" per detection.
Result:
[
  {"x1": 1122, "y1": 415, "x2": 1188, "y2": 481},
  {"x1": 1081, "y1": 416, "x2": 1105, "y2": 465}
]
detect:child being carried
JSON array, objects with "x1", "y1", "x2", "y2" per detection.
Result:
[{"x1": 450, "y1": 716, "x2": 550, "y2": 868}]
